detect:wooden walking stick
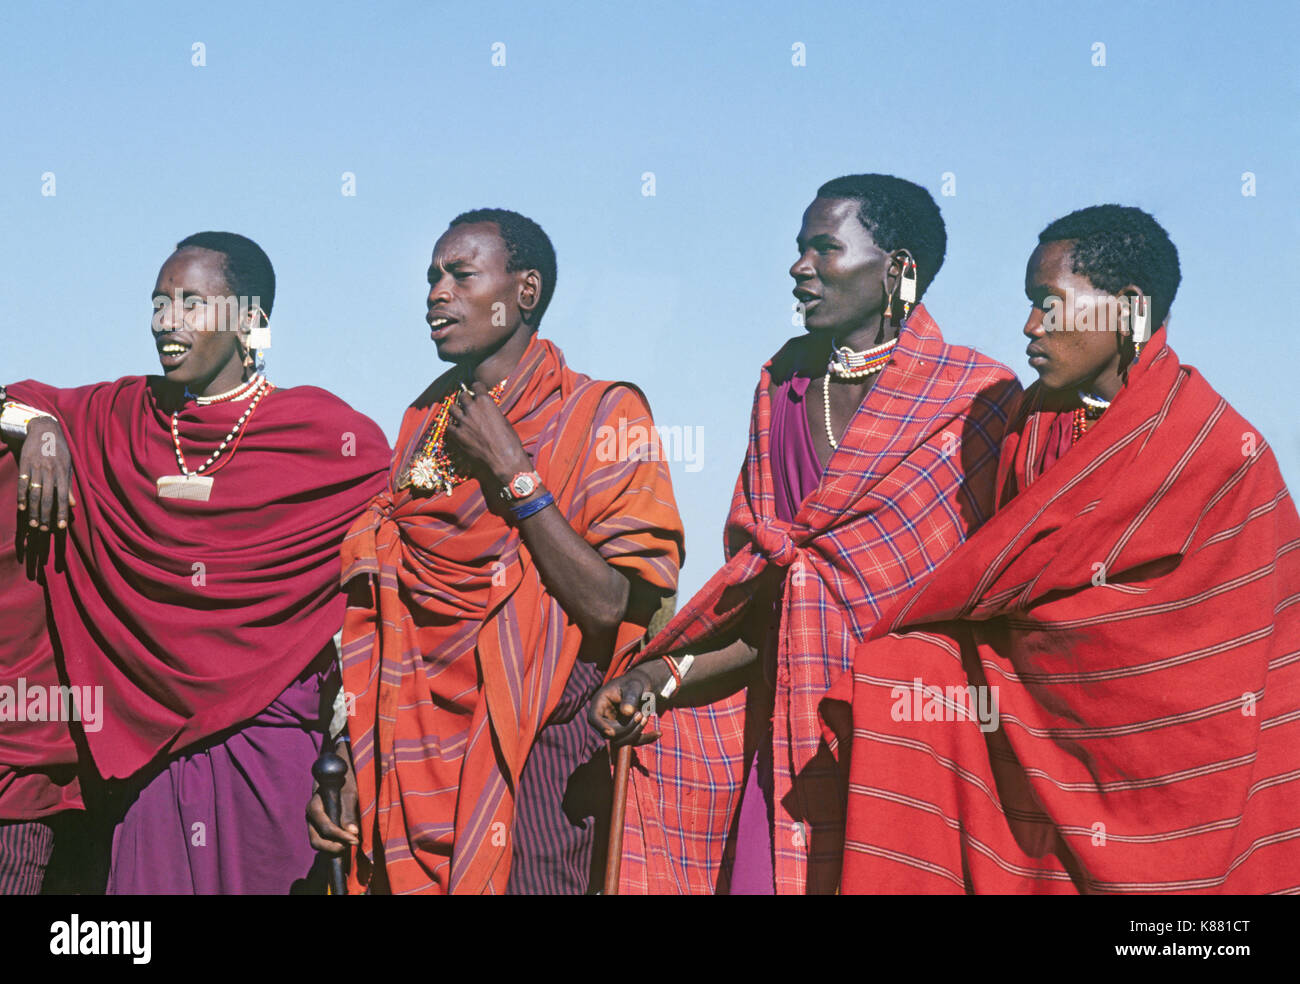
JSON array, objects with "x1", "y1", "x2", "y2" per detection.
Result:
[
  {"x1": 604, "y1": 596, "x2": 682, "y2": 895},
  {"x1": 603, "y1": 741, "x2": 635, "y2": 895},
  {"x1": 603, "y1": 650, "x2": 693, "y2": 895},
  {"x1": 313, "y1": 747, "x2": 350, "y2": 896}
]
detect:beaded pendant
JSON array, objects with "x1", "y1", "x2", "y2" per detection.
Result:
[
  {"x1": 157, "y1": 375, "x2": 272, "y2": 501},
  {"x1": 1072, "y1": 392, "x2": 1109, "y2": 443},
  {"x1": 405, "y1": 380, "x2": 507, "y2": 495}
]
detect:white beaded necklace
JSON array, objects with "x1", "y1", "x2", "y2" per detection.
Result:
[
  {"x1": 1077, "y1": 390, "x2": 1111, "y2": 412},
  {"x1": 171, "y1": 375, "x2": 270, "y2": 477},
  {"x1": 823, "y1": 338, "x2": 897, "y2": 449},
  {"x1": 189, "y1": 373, "x2": 262, "y2": 406}
]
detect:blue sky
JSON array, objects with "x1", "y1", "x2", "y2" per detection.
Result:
[{"x1": 2, "y1": 1, "x2": 1295, "y2": 598}]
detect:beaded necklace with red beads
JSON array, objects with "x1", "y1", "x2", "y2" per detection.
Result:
[
  {"x1": 171, "y1": 373, "x2": 272, "y2": 478},
  {"x1": 405, "y1": 378, "x2": 508, "y2": 495},
  {"x1": 1072, "y1": 391, "x2": 1109, "y2": 442}
]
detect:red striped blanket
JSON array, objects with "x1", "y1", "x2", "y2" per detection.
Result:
[
  {"x1": 341, "y1": 336, "x2": 684, "y2": 894},
  {"x1": 823, "y1": 328, "x2": 1300, "y2": 893}
]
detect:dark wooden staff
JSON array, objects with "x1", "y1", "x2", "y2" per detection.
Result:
[
  {"x1": 312, "y1": 747, "x2": 350, "y2": 896},
  {"x1": 603, "y1": 743, "x2": 634, "y2": 895}
]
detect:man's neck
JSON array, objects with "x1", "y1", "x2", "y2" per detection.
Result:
[
  {"x1": 1084, "y1": 360, "x2": 1125, "y2": 402},
  {"x1": 468, "y1": 325, "x2": 536, "y2": 388},
  {"x1": 186, "y1": 363, "x2": 249, "y2": 400},
  {"x1": 834, "y1": 315, "x2": 896, "y2": 353}
]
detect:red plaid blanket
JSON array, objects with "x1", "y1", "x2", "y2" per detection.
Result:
[{"x1": 612, "y1": 305, "x2": 1021, "y2": 893}]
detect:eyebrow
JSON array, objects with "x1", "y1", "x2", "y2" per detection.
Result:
[
  {"x1": 796, "y1": 233, "x2": 840, "y2": 250},
  {"x1": 428, "y1": 258, "x2": 476, "y2": 277}
]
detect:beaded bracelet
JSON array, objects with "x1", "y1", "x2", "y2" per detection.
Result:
[{"x1": 509, "y1": 490, "x2": 555, "y2": 522}]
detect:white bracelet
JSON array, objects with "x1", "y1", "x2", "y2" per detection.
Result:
[
  {"x1": 0, "y1": 401, "x2": 56, "y2": 441},
  {"x1": 658, "y1": 653, "x2": 696, "y2": 699}
]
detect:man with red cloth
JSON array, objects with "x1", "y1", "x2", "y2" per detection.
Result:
[
  {"x1": 588, "y1": 175, "x2": 1022, "y2": 894},
  {"x1": 306, "y1": 209, "x2": 684, "y2": 894},
  {"x1": 823, "y1": 205, "x2": 1300, "y2": 893},
  {"x1": 1, "y1": 231, "x2": 389, "y2": 893},
  {"x1": 0, "y1": 446, "x2": 83, "y2": 893}
]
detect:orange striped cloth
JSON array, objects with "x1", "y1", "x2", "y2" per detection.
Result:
[
  {"x1": 340, "y1": 335, "x2": 683, "y2": 894},
  {"x1": 822, "y1": 328, "x2": 1300, "y2": 893}
]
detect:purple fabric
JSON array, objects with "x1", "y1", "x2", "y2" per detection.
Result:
[
  {"x1": 506, "y1": 656, "x2": 611, "y2": 894},
  {"x1": 0, "y1": 819, "x2": 54, "y2": 894},
  {"x1": 106, "y1": 665, "x2": 331, "y2": 895},
  {"x1": 728, "y1": 369, "x2": 823, "y2": 894}
]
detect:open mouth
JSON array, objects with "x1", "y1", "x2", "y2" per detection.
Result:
[
  {"x1": 428, "y1": 315, "x2": 458, "y2": 339},
  {"x1": 157, "y1": 339, "x2": 192, "y2": 368}
]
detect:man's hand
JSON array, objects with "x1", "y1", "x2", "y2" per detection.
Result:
[
  {"x1": 306, "y1": 749, "x2": 360, "y2": 856},
  {"x1": 446, "y1": 381, "x2": 532, "y2": 488},
  {"x1": 17, "y1": 418, "x2": 76, "y2": 532},
  {"x1": 588, "y1": 667, "x2": 666, "y2": 747}
]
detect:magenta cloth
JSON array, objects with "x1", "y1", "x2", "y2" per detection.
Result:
[
  {"x1": 0, "y1": 448, "x2": 82, "y2": 821},
  {"x1": 107, "y1": 659, "x2": 332, "y2": 894},
  {"x1": 4, "y1": 377, "x2": 390, "y2": 780},
  {"x1": 5, "y1": 375, "x2": 387, "y2": 894},
  {"x1": 728, "y1": 369, "x2": 823, "y2": 894}
]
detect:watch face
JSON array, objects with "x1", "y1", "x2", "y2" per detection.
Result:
[{"x1": 511, "y1": 474, "x2": 536, "y2": 497}]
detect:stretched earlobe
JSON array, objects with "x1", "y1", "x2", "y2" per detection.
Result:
[{"x1": 885, "y1": 249, "x2": 918, "y2": 328}]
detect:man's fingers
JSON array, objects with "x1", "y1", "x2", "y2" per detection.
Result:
[
  {"x1": 306, "y1": 796, "x2": 358, "y2": 851},
  {"x1": 16, "y1": 472, "x2": 29, "y2": 510},
  {"x1": 37, "y1": 474, "x2": 54, "y2": 530},
  {"x1": 590, "y1": 691, "x2": 617, "y2": 735},
  {"x1": 635, "y1": 727, "x2": 663, "y2": 746},
  {"x1": 56, "y1": 473, "x2": 71, "y2": 529},
  {"x1": 609, "y1": 713, "x2": 651, "y2": 746},
  {"x1": 617, "y1": 680, "x2": 647, "y2": 721},
  {"x1": 26, "y1": 474, "x2": 46, "y2": 526}
]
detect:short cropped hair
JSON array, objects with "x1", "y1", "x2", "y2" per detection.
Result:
[
  {"x1": 1037, "y1": 204, "x2": 1181, "y2": 328},
  {"x1": 816, "y1": 174, "x2": 947, "y2": 298},
  {"x1": 449, "y1": 208, "x2": 557, "y2": 325},
  {"x1": 175, "y1": 231, "x2": 276, "y2": 321}
]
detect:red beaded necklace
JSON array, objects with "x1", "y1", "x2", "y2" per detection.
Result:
[{"x1": 405, "y1": 379, "x2": 508, "y2": 495}]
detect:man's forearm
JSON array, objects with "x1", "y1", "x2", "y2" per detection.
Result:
[
  {"x1": 634, "y1": 634, "x2": 760, "y2": 708},
  {"x1": 514, "y1": 498, "x2": 630, "y2": 637}
]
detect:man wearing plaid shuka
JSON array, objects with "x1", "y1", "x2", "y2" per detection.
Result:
[{"x1": 589, "y1": 175, "x2": 1021, "y2": 894}]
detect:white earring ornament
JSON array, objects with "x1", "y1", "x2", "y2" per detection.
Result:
[
  {"x1": 1130, "y1": 295, "x2": 1149, "y2": 345},
  {"x1": 248, "y1": 322, "x2": 271, "y2": 352},
  {"x1": 899, "y1": 259, "x2": 918, "y2": 305}
]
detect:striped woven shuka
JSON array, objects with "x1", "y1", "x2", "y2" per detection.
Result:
[
  {"x1": 341, "y1": 336, "x2": 684, "y2": 894},
  {"x1": 822, "y1": 328, "x2": 1300, "y2": 893},
  {"x1": 611, "y1": 305, "x2": 1022, "y2": 894}
]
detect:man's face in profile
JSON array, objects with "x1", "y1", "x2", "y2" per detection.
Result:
[
  {"x1": 425, "y1": 222, "x2": 527, "y2": 364},
  {"x1": 790, "y1": 197, "x2": 892, "y2": 339}
]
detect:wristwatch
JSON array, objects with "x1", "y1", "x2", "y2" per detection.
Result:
[{"x1": 500, "y1": 470, "x2": 542, "y2": 502}]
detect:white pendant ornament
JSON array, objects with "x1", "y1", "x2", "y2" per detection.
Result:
[
  {"x1": 899, "y1": 260, "x2": 918, "y2": 305},
  {"x1": 156, "y1": 474, "x2": 215, "y2": 501}
]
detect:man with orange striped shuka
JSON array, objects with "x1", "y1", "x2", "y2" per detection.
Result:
[
  {"x1": 822, "y1": 205, "x2": 1300, "y2": 894},
  {"x1": 589, "y1": 175, "x2": 1022, "y2": 894},
  {"x1": 306, "y1": 209, "x2": 684, "y2": 894}
]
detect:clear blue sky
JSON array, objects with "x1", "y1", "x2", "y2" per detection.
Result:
[{"x1": 2, "y1": 1, "x2": 1295, "y2": 599}]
